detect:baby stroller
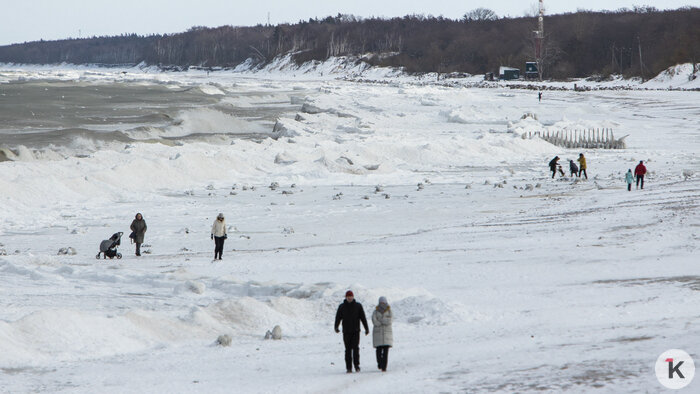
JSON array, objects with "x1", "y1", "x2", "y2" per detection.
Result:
[{"x1": 96, "y1": 232, "x2": 123, "y2": 259}]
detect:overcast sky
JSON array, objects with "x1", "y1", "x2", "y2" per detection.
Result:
[{"x1": 0, "y1": 0, "x2": 695, "y2": 45}]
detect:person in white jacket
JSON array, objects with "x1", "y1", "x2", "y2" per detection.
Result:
[
  {"x1": 211, "y1": 213, "x2": 227, "y2": 260},
  {"x1": 372, "y1": 296, "x2": 393, "y2": 372}
]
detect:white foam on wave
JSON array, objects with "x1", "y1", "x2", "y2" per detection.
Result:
[
  {"x1": 166, "y1": 108, "x2": 269, "y2": 137},
  {"x1": 197, "y1": 84, "x2": 225, "y2": 96},
  {"x1": 116, "y1": 108, "x2": 271, "y2": 140},
  {"x1": 0, "y1": 145, "x2": 65, "y2": 161}
]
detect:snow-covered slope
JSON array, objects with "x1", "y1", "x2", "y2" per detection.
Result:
[
  {"x1": 643, "y1": 62, "x2": 700, "y2": 89},
  {"x1": 3, "y1": 57, "x2": 699, "y2": 89}
]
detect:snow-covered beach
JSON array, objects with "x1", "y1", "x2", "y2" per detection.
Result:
[{"x1": 1, "y1": 62, "x2": 699, "y2": 393}]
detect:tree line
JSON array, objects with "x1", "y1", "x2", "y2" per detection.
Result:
[{"x1": 0, "y1": 7, "x2": 698, "y2": 79}]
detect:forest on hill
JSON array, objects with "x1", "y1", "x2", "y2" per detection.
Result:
[{"x1": 0, "y1": 6, "x2": 698, "y2": 79}]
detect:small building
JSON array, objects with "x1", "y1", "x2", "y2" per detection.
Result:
[
  {"x1": 499, "y1": 66, "x2": 520, "y2": 80},
  {"x1": 525, "y1": 62, "x2": 538, "y2": 79}
]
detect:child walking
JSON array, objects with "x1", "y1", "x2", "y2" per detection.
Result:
[{"x1": 625, "y1": 169, "x2": 634, "y2": 191}]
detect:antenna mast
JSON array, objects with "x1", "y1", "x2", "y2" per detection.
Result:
[{"x1": 535, "y1": 0, "x2": 544, "y2": 80}]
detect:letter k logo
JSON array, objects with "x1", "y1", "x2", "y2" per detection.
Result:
[
  {"x1": 666, "y1": 358, "x2": 685, "y2": 379},
  {"x1": 657, "y1": 350, "x2": 694, "y2": 389}
]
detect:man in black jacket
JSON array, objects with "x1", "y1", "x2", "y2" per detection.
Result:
[{"x1": 334, "y1": 290, "x2": 369, "y2": 373}]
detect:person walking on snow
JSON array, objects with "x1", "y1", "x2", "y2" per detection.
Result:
[
  {"x1": 635, "y1": 160, "x2": 647, "y2": 189},
  {"x1": 211, "y1": 213, "x2": 227, "y2": 260},
  {"x1": 129, "y1": 213, "x2": 147, "y2": 256},
  {"x1": 549, "y1": 156, "x2": 564, "y2": 178},
  {"x1": 372, "y1": 296, "x2": 393, "y2": 372},
  {"x1": 569, "y1": 160, "x2": 579, "y2": 177},
  {"x1": 625, "y1": 169, "x2": 634, "y2": 191},
  {"x1": 335, "y1": 290, "x2": 369, "y2": 373},
  {"x1": 577, "y1": 153, "x2": 588, "y2": 179}
]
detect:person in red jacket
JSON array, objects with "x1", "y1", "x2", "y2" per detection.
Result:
[{"x1": 634, "y1": 160, "x2": 647, "y2": 189}]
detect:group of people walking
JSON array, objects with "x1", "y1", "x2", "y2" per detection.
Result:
[
  {"x1": 548, "y1": 153, "x2": 587, "y2": 179},
  {"x1": 335, "y1": 291, "x2": 393, "y2": 373},
  {"x1": 549, "y1": 154, "x2": 649, "y2": 191},
  {"x1": 626, "y1": 161, "x2": 647, "y2": 191}
]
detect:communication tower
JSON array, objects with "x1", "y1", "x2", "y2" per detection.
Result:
[{"x1": 534, "y1": 0, "x2": 544, "y2": 80}]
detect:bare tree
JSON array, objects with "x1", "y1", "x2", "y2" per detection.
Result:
[{"x1": 463, "y1": 8, "x2": 498, "y2": 22}]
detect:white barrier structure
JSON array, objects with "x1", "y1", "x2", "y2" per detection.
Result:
[{"x1": 524, "y1": 128, "x2": 627, "y2": 149}]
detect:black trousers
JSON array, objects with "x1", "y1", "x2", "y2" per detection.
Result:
[
  {"x1": 135, "y1": 243, "x2": 141, "y2": 256},
  {"x1": 578, "y1": 168, "x2": 587, "y2": 179},
  {"x1": 627, "y1": 183, "x2": 632, "y2": 191},
  {"x1": 343, "y1": 331, "x2": 360, "y2": 370},
  {"x1": 376, "y1": 346, "x2": 390, "y2": 370},
  {"x1": 636, "y1": 175, "x2": 644, "y2": 189},
  {"x1": 214, "y1": 236, "x2": 225, "y2": 259}
]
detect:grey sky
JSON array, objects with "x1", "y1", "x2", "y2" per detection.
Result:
[{"x1": 0, "y1": 0, "x2": 695, "y2": 46}]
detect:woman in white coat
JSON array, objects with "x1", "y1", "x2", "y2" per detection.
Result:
[
  {"x1": 372, "y1": 296, "x2": 393, "y2": 372},
  {"x1": 211, "y1": 213, "x2": 227, "y2": 260}
]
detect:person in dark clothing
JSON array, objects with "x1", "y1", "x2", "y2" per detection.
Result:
[
  {"x1": 334, "y1": 290, "x2": 369, "y2": 373},
  {"x1": 538, "y1": 91, "x2": 542, "y2": 102},
  {"x1": 569, "y1": 160, "x2": 579, "y2": 177},
  {"x1": 549, "y1": 156, "x2": 564, "y2": 178},
  {"x1": 634, "y1": 160, "x2": 647, "y2": 189},
  {"x1": 129, "y1": 213, "x2": 147, "y2": 256}
]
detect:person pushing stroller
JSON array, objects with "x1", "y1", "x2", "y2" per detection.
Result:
[
  {"x1": 130, "y1": 213, "x2": 147, "y2": 256},
  {"x1": 549, "y1": 156, "x2": 565, "y2": 178}
]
